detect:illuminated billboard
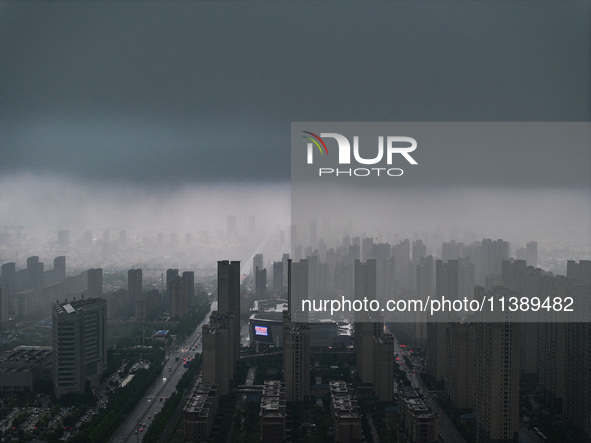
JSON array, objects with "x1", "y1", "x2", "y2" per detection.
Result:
[{"x1": 254, "y1": 325, "x2": 268, "y2": 336}]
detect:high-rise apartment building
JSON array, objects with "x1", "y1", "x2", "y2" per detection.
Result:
[
  {"x1": 282, "y1": 260, "x2": 311, "y2": 402},
  {"x1": 473, "y1": 288, "x2": 520, "y2": 443},
  {"x1": 170, "y1": 275, "x2": 189, "y2": 319},
  {"x1": 255, "y1": 267, "x2": 267, "y2": 300},
  {"x1": 217, "y1": 261, "x2": 240, "y2": 317},
  {"x1": 0, "y1": 286, "x2": 9, "y2": 328},
  {"x1": 165, "y1": 268, "x2": 179, "y2": 304},
  {"x1": 393, "y1": 240, "x2": 410, "y2": 290},
  {"x1": 128, "y1": 268, "x2": 142, "y2": 302},
  {"x1": 353, "y1": 259, "x2": 392, "y2": 390},
  {"x1": 87, "y1": 268, "x2": 103, "y2": 298},
  {"x1": 283, "y1": 322, "x2": 310, "y2": 402},
  {"x1": 202, "y1": 261, "x2": 241, "y2": 396},
  {"x1": 53, "y1": 256, "x2": 66, "y2": 283},
  {"x1": 288, "y1": 259, "x2": 308, "y2": 322},
  {"x1": 52, "y1": 297, "x2": 107, "y2": 397},
  {"x1": 444, "y1": 322, "x2": 476, "y2": 410},
  {"x1": 273, "y1": 261, "x2": 283, "y2": 293},
  {"x1": 202, "y1": 314, "x2": 234, "y2": 395},
  {"x1": 526, "y1": 241, "x2": 538, "y2": 268},
  {"x1": 373, "y1": 334, "x2": 394, "y2": 401},
  {"x1": 253, "y1": 254, "x2": 263, "y2": 274},
  {"x1": 1, "y1": 262, "x2": 16, "y2": 295},
  {"x1": 217, "y1": 260, "x2": 240, "y2": 363}
]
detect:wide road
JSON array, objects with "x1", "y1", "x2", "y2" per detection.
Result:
[
  {"x1": 109, "y1": 303, "x2": 215, "y2": 443},
  {"x1": 391, "y1": 333, "x2": 465, "y2": 443}
]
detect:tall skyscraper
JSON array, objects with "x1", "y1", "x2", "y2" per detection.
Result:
[
  {"x1": 166, "y1": 268, "x2": 179, "y2": 304},
  {"x1": 282, "y1": 259, "x2": 311, "y2": 402},
  {"x1": 288, "y1": 259, "x2": 308, "y2": 322},
  {"x1": 1, "y1": 262, "x2": 16, "y2": 294},
  {"x1": 52, "y1": 297, "x2": 107, "y2": 397},
  {"x1": 373, "y1": 334, "x2": 394, "y2": 401},
  {"x1": 392, "y1": 240, "x2": 410, "y2": 290},
  {"x1": 170, "y1": 275, "x2": 189, "y2": 319},
  {"x1": 128, "y1": 268, "x2": 143, "y2": 302},
  {"x1": 27, "y1": 256, "x2": 44, "y2": 292},
  {"x1": 436, "y1": 259, "x2": 474, "y2": 304},
  {"x1": 53, "y1": 256, "x2": 66, "y2": 283},
  {"x1": 353, "y1": 259, "x2": 390, "y2": 387},
  {"x1": 255, "y1": 268, "x2": 267, "y2": 300},
  {"x1": 444, "y1": 322, "x2": 476, "y2": 410},
  {"x1": 354, "y1": 259, "x2": 376, "y2": 303},
  {"x1": 253, "y1": 254, "x2": 263, "y2": 274},
  {"x1": 283, "y1": 322, "x2": 310, "y2": 402},
  {"x1": 526, "y1": 241, "x2": 538, "y2": 268},
  {"x1": 202, "y1": 313, "x2": 235, "y2": 395},
  {"x1": 441, "y1": 240, "x2": 464, "y2": 263},
  {"x1": 218, "y1": 261, "x2": 240, "y2": 317},
  {"x1": 273, "y1": 261, "x2": 283, "y2": 293},
  {"x1": 473, "y1": 288, "x2": 520, "y2": 443},
  {"x1": 282, "y1": 254, "x2": 290, "y2": 287},
  {"x1": 87, "y1": 268, "x2": 103, "y2": 298},
  {"x1": 480, "y1": 238, "x2": 510, "y2": 284},
  {"x1": 0, "y1": 286, "x2": 9, "y2": 328},
  {"x1": 426, "y1": 322, "x2": 448, "y2": 383},
  {"x1": 218, "y1": 260, "x2": 240, "y2": 377}
]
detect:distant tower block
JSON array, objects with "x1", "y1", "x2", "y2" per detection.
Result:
[
  {"x1": 255, "y1": 268, "x2": 267, "y2": 300},
  {"x1": 128, "y1": 269, "x2": 143, "y2": 302},
  {"x1": 87, "y1": 268, "x2": 103, "y2": 298},
  {"x1": 217, "y1": 260, "x2": 241, "y2": 366},
  {"x1": 54, "y1": 256, "x2": 66, "y2": 283},
  {"x1": 170, "y1": 275, "x2": 189, "y2": 319},
  {"x1": 526, "y1": 241, "x2": 538, "y2": 268},
  {"x1": 253, "y1": 254, "x2": 263, "y2": 275},
  {"x1": 273, "y1": 261, "x2": 283, "y2": 293}
]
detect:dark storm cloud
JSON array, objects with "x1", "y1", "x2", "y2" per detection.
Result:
[{"x1": 1, "y1": 2, "x2": 589, "y2": 185}]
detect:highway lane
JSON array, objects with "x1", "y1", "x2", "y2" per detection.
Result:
[{"x1": 109, "y1": 303, "x2": 215, "y2": 443}]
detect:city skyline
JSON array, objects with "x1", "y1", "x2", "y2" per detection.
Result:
[{"x1": 0, "y1": 3, "x2": 590, "y2": 441}]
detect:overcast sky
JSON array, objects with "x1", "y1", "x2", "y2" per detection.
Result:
[{"x1": 1, "y1": 1, "x2": 589, "y2": 187}]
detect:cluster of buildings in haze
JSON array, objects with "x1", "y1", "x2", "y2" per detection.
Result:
[{"x1": 0, "y1": 218, "x2": 590, "y2": 442}]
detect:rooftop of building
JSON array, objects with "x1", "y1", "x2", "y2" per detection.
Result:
[
  {"x1": 53, "y1": 297, "x2": 105, "y2": 315},
  {"x1": 0, "y1": 346, "x2": 52, "y2": 368}
]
